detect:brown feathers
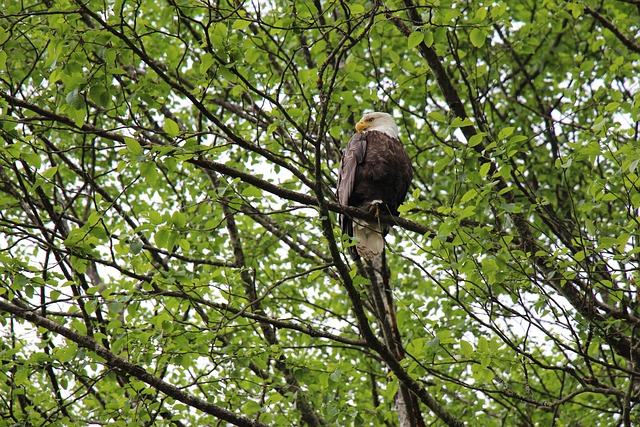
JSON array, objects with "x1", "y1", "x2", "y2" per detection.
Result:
[{"x1": 336, "y1": 113, "x2": 412, "y2": 259}]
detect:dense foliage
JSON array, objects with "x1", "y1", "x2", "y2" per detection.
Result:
[{"x1": 1, "y1": 0, "x2": 639, "y2": 425}]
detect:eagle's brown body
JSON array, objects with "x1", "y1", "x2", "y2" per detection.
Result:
[{"x1": 337, "y1": 113, "x2": 412, "y2": 259}]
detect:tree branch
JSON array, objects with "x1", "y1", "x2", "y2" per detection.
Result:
[
  {"x1": 584, "y1": 5, "x2": 640, "y2": 53},
  {"x1": 0, "y1": 298, "x2": 271, "y2": 427}
]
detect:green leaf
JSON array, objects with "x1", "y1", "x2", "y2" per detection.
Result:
[
  {"x1": 70, "y1": 256, "x2": 88, "y2": 274},
  {"x1": 567, "y1": 2, "x2": 585, "y2": 18},
  {"x1": 460, "y1": 189, "x2": 478, "y2": 204},
  {"x1": 477, "y1": 336, "x2": 489, "y2": 352},
  {"x1": 232, "y1": 19, "x2": 251, "y2": 30},
  {"x1": 0, "y1": 28, "x2": 9, "y2": 45},
  {"x1": 287, "y1": 107, "x2": 303, "y2": 117},
  {"x1": 241, "y1": 186, "x2": 263, "y2": 197},
  {"x1": 433, "y1": 156, "x2": 450, "y2": 173},
  {"x1": 89, "y1": 85, "x2": 110, "y2": 107},
  {"x1": 124, "y1": 137, "x2": 143, "y2": 156},
  {"x1": 171, "y1": 211, "x2": 186, "y2": 228},
  {"x1": 479, "y1": 162, "x2": 491, "y2": 177},
  {"x1": 130, "y1": 239, "x2": 143, "y2": 255},
  {"x1": 163, "y1": 118, "x2": 180, "y2": 137},
  {"x1": 199, "y1": 53, "x2": 215, "y2": 74},
  {"x1": 56, "y1": 346, "x2": 77, "y2": 363},
  {"x1": 63, "y1": 228, "x2": 86, "y2": 247},
  {"x1": 86, "y1": 211, "x2": 102, "y2": 227},
  {"x1": 423, "y1": 31, "x2": 434, "y2": 47},
  {"x1": 22, "y1": 152, "x2": 41, "y2": 169},
  {"x1": 475, "y1": 7, "x2": 487, "y2": 21},
  {"x1": 397, "y1": 200, "x2": 416, "y2": 213},
  {"x1": 406, "y1": 338, "x2": 427, "y2": 356},
  {"x1": 470, "y1": 28, "x2": 486, "y2": 48},
  {"x1": 498, "y1": 126, "x2": 515, "y2": 139},
  {"x1": 408, "y1": 31, "x2": 424, "y2": 49},
  {"x1": 616, "y1": 233, "x2": 630, "y2": 247},
  {"x1": 428, "y1": 111, "x2": 447, "y2": 123},
  {"x1": 349, "y1": 3, "x2": 365, "y2": 14},
  {"x1": 491, "y1": 3, "x2": 507, "y2": 18},
  {"x1": 450, "y1": 117, "x2": 473, "y2": 128},
  {"x1": 427, "y1": 336, "x2": 440, "y2": 350},
  {"x1": 329, "y1": 369, "x2": 342, "y2": 383},
  {"x1": 329, "y1": 125, "x2": 342, "y2": 139},
  {"x1": 154, "y1": 228, "x2": 170, "y2": 249},
  {"x1": 459, "y1": 340, "x2": 474, "y2": 357},
  {"x1": 468, "y1": 133, "x2": 485, "y2": 147},
  {"x1": 604, "y1": 102, "x2": 620, "y2": 112},
  {"x1": 0, "y1": 51, "x2": 8, "y2": 72},
  {"x1": 65, "y1": 88, "x2": 83, "y2": 109},
  {"x1": 509, "y1": 135, "x2": 528, "y2": 144}
]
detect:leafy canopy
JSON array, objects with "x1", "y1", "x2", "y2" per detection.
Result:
[{"x1": 0, "y1": 0, "x2": 639, "y2": 426}]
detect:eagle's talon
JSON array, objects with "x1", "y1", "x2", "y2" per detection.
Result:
[{"x1": 367, "y1": 200, "x2": 383, "y2": 218}]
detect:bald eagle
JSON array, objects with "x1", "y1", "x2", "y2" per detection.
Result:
[{"x1": 337, "y1": 112, "x2": 413, "y2": 260}]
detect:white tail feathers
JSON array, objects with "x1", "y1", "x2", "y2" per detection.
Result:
[{"x1": 353, "y1": 219, "x2": 385, "y2": 260}]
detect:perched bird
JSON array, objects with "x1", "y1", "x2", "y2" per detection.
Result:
[{"x1": 336, "y1": 112, "x2": 413, "y2": 260}]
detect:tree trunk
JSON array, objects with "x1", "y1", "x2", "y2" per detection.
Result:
[{"x1": 367, "y1": 251, "x2": 425, "y2": 427}]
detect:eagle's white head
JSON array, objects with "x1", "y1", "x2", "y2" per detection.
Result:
[{"x1": 355, "y1": 112, "x2": 399, "y2": 139}]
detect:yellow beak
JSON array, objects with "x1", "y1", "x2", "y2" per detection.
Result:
[{"x1": 355, "y1": 120, "x2": 370, "y2": 133}]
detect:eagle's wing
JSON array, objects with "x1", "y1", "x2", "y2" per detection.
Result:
[{"x1": 337, "y1": 133, "x2": 367, "y2": 234}]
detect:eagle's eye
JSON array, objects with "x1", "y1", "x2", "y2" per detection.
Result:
[{"x1": 367, "y1": 117, "x2": 374, "y2": 122}]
